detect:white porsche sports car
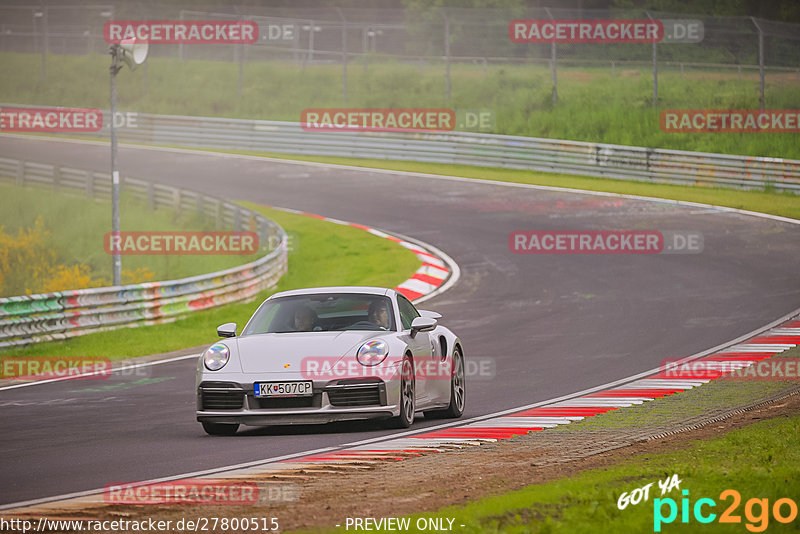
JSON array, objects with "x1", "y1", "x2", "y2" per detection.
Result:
[{"x1": 196, "y1": 286, "x2": 465, "y2": 435}]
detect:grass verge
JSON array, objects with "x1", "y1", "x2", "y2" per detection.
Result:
[
  {"x1": 398, "y1": 412, "x2": 800, "y2": 534},
  {"x1": 2, "y1": 53, "x2": 799, "y2": 158},
  {"x1": 0, "y1": 182, "x2": 261, "y2": 296},
  {"x1": 299, "y1": 348, "x2": 800, "y2": 533},
  {"x1": 0, "y1": 204, "x2": 420, "y2": 360}
]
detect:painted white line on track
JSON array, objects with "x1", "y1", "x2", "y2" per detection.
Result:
[
  {"x1": 3, "y1": 133, "x2": 797, "y2": 226},
  {"x1": 1, "y1": 134, "x2": 797, "y2": 511},
  {"x1": 0, "y1": 353, "x2": 201, "y2": 392}
]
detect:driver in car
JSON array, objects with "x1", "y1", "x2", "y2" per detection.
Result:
[
  {"x1": 367, "y1": 300, "x2": 391, "y2": 330},
  {"x1": 292, "y1": 305, "x2": 318, "y2": 332}
]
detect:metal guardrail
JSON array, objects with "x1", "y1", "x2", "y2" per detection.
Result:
[
  {"x1": 0, "y1": 157, "x2": 288, "y2": 348},
  {"x1": 4, "y1": 106, "x2": 796, "y2": 193}
]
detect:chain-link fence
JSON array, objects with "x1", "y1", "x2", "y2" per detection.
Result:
[{"x1": 1, "y1": 4, "x2": 798, "y2": 106}]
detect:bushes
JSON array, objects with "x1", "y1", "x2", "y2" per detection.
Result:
[{"x1": 0, "y1": 217, "x2": 154, "y2": 296}]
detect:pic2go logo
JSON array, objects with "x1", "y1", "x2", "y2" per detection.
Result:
[{"x1": 654, "y1": 489, "x2": 798, "y2": 532}]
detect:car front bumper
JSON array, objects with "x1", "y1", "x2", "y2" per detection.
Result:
[{"x1": 196, "y1": 378, "x2": 400, "y2": 426}]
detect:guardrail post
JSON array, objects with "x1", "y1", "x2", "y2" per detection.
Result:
[
  {"x1": 16, "y1": 160, "x2": 24, "y2": 187},
  {"x1": 215, "y1": 199, "x2": 222, "y2": 230},
  {"x1": 86, "y1": 170, "x2": 94, "y2": 198},
  {"x1": 234, "y1": 208, "x2": 242, "y2": 232},
  {"x1": 258, "y1": 218, "x2": 269, "y2": 250},
  {"x1": 147, "y1": 181, "x2": 155, "y2": 210},
  {"x1": 173, "y1": 188, "x2": 181, "y2": 213},
  {"x1": 53, "y1": 165, "x2": 61, "y2": 191},
  {"x1": 196, "y1": 193, "x2": 203, "y2": 217}
]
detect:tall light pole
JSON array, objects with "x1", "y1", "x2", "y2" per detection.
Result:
[{"x1": 109, "y1": 38, "x2": 147, "y2": 286}]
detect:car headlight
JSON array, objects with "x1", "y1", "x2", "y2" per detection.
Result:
[
  {"x1": 356, "y1": 340, "x2": 388, "y2": 366},
  {"x1": 203, "y1": 343, "x2": 230, "y2": 371}
]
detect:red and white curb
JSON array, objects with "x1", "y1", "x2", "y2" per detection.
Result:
[
  {"x1": 272, "y1": 318, "x2": 800, "y2": 462},
  {"x1": 275, "y1": 207, "x2": 457, "y2": 303},
  {"x1": 3, "y1": 319, "x2": 798, "y2": 514}
]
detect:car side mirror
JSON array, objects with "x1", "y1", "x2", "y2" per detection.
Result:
[
  {"x1": 217, "y1": 322, "x2": 237, "y2": 338},
  {"x1": 419, "y1": 310, "x2": 442, "y2": 320},
  {"x1": 410, "y1": 316, "x2": 437, "y2": 336}
]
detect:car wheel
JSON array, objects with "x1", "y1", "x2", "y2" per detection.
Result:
[
  {"x1": 390, "y1": 354, "x2": 415, "y2": 428},
  {"x1": 424, "y1": 347, "x2": 465, "y2": 419},
  {"x1": 202, "y1": 421, "x2": 239, "y2": 436}
]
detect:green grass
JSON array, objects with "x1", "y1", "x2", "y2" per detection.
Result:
[
  {"x1": 1, "y1": 52, "x2": 799, "y2": 158},
  {"x1": 193, "y1": 149, "x2": 800, "y2": 221},
  {"x1": 0, "y1": 182, "x2": 261, "y2": 296},
  {"x1": 390, "y1": 414, "x2": 800, "y2": 534},
  {"x1": 299, "y1": 412, "x2": 800, "y2": 534},
  {"x1": 0, "y1": 204, "x2": 420, "y2": 359}
]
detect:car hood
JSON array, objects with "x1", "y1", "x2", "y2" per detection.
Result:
[{"x1": 235, "y1": 330, "x2": 386, "y2": 374}]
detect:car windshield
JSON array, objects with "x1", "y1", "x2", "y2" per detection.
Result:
[{"x1": 243, "y1": 293, "x2": 396, "y2": 335}]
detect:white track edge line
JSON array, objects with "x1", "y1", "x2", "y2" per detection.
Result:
[
  {"x1": 3, "y1": 305, "x2": 797, "y2": 512},
  {"x1": 2, "y1": 133, "x2": 797, "y2": 226}
]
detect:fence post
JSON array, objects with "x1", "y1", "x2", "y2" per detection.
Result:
[
  {"x1": 646, "y1": 11, "x2": 657, "y2": 107},
  {"x1": 236, "y1": 42, "x2": 243, "y2": 97},
  {"x1": 142, "y1": 61, "x2": 148, "y2": 97},
  {"x1": 544, "y1": 7, "x2": 557, "y2": 105},
  {"x1": 40, "y1": 8, "x2": 48, "y2": 83},
  {"x1": 443, "y1": 8, "x2": 451, "y2": 103},
  {"x1": 750, "y1": 17, "x2": 765, "y2": 110},
  {"x1": 178, "y1": 11, "x2": 185, "y2": 61},
  {"x1": 336, "y1": 8, "x2": 348, "y2": 104}
]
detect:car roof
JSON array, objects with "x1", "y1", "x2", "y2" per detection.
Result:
[{"x1": 269, "y1": 286, "x2": 396, "y2": 299}]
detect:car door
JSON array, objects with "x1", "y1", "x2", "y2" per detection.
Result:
[{"x1": 397, "y1": 295, "x2": 434, "y2": 403}]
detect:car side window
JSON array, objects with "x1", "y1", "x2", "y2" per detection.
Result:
[{"x1": 397, "y1": 295, "x2": 420, "y2": 330}]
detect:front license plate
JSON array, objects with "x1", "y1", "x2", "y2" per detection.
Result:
[{"x1": 254, "y1": 381, "x2": 313, "y2": 397}]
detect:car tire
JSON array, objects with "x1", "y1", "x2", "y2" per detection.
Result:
[
  {"x1": 202, "y1": 421, "x2": 239, "y2": 436},
  {"x1": 389, "y1": 354, "x2": 415, "y2": 428},
  {"x1": 424, "y1": 347, "x2": 465, "y2": 420}
]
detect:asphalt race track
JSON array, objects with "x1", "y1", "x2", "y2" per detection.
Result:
[{"x1": 1, "y1": 136, "x2": 798, "y2": 506}]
